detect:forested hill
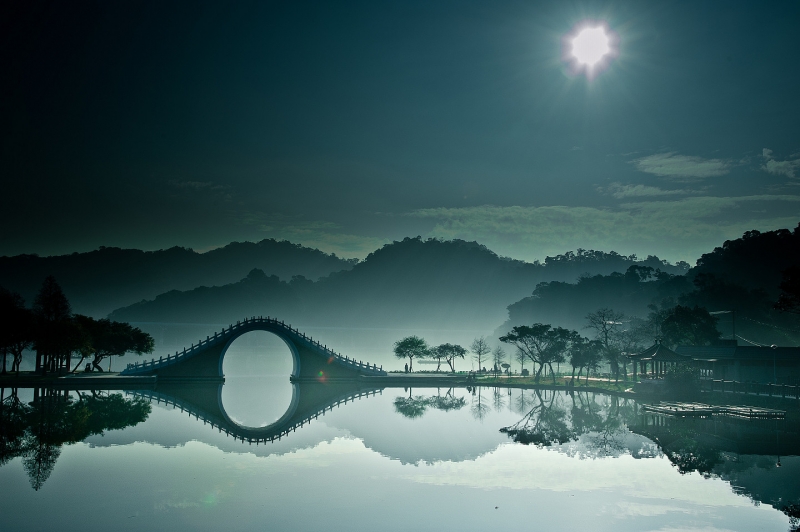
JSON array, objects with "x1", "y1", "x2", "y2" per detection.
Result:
[
  {"x1": 0, "y1": 239, "x2": 355, "y2": 317},
  {"x1": 109, "y1": 237, "x2": 687, "y2": 329},
  {"x1": 689, "y1": 226, "x2": 800, "y2": 296},
  {"x1": 502, "y1": 224, "x2": 800, "y2": 346}
]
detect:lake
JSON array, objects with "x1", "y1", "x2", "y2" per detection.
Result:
[{"x1": 1, "y1": 333, "x2": 798, "y2": 532}]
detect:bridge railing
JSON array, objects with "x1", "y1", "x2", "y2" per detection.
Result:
[
  {"x1": 129, "y1": 387, "x2": 383, "y2": 444},
  {"x1": 123, "y1": 316, "x2": 385, "y2": 375}
]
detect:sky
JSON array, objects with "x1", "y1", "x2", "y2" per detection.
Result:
[{"x1": 2, "y1": 0, "x2": 799, "y2": 264}]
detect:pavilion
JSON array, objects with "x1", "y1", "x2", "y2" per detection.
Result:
[{"x1": 628, "y1": 342, "x2": 692, "y2": 379}]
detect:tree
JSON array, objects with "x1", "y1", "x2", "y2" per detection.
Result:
[
  {"x1": 470, "y1": 337, "x2": 491, "y2": 371},
  {"x1": 32, "y1": 276, "x2": 73, "y2": 373},
  {"x1": 660, "y1": 305, "x2": 721, "y2": 348},
  {"x1": 393, "y1": 336, "x2": 428, "y2": 372},
  {"x1": 435, "y1": 343, "x2": 467, "y2": 372},
  {"x1": 776, "y1": 265, "x2": 800, "y2": 314},
  {"x1": 568, "y1": 335, "x2": 604, "y2": 384},
  {"x1": 500, "y1": 324, "x2": 571, "y2": 382},
  {"x1": 567, "y1": 333, "x2": 589, "y2": 383},
  {"x1": 76, "y1": 317, "x2": 154, "y2": 372},
  {"x1": 429, "y1": 344, "x2": 446, "y2": 371},
  {"x1": 514, "y1": 347, "x2": 526, "y2": 373},
  {"x1": 585, "y1": 308, "x2": 625, "y2": 382},
  {"x1": 541, "y1": 327, "x2": 571, "y2": 383},
  {"x1": 492, "y1": 345, "x2": 506, "y2": 376},
  {"x1": 0, "y1": 287, "x2": 35, "y2": 374}
]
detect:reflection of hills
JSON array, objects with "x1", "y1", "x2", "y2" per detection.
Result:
[
  {"x1": 78, "y1": 384, "x2": 800, "y2": 521},
  {"x1": 630, "y1": 412, "x2": 800, "y2": 519},
  {"x1": 85, "y1": 386, "x2": 512, "y2": 465}
]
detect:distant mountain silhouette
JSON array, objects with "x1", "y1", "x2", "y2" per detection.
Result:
[
  {"x1": 502, "y1": 224, "x2": 800, "y2": 345},
  {"x1": 109, "y1": 237, "x2": 687, "y2": 330},
  {"x1": 0, "y1": 240, "x2": 355, "y2": 317}
]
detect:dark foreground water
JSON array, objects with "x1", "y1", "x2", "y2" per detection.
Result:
[{"x1": 1, "y1": 337, "x2": 798, "y2": 531}]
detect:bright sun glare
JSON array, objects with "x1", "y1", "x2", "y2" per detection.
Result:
[{"x1": 571, "y1": 26, "x2": 610, "y2": 67}]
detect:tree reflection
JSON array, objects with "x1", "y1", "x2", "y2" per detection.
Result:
[
  {"x1": 0, "y1": 388, "x2": 151, "y2": 490},
  {"x1": 501, "y1": 389, "x2": 573, "y2": 446},
  {"x1": 469, "y1": 386, "x2": 490, "y2": 421},
  {"x1": 393, "y1": 388, "x2": 466, "y2": 419}
]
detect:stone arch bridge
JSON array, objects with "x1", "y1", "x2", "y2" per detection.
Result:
[{"x1": 120, "y1": 316, "x2": 387, "y2": 381}]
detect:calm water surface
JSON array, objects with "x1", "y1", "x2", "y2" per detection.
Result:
[{"x1": 1, "y1": 334, "x2": 797, "y2": 531}]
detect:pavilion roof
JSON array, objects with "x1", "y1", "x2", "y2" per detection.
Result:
[{"x1": 628, "y1": 343, "x2": 691, "y2": 363}]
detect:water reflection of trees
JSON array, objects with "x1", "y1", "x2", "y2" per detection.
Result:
[
  {"x1": 632, "y1": 413, "x2": 800, "y2": 528},
  {"x1": 501, "y1": 389, "x2": 638, "y2": 454},
  {"x1": 0, "y1": 388, "x2": 150, "y2": 490},
  {"x1": 393, "y1": 388, "x2": 467, "y2": 419}
]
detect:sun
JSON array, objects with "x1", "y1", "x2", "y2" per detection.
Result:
[{"x1": 571, "y1": 26, "x2": 610, "y2": 68}]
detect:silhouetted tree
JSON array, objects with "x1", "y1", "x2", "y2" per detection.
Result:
[
  {"x1": 32, "y1": 276, "x2": 73, "y2": 373},
  {"x1": 428, "y1": 344, "x2": 446, "y2": 371},
  {"x1": 492, "y1": 345, "x2": 506, "y2": 377},
  {"x1": 661, "y1": 305, "x2": 721, "y2": 348},
  {"x1": 500, "y1": 324, "x2": 570, "y2": 382},
  {"x1": 393, "y1": 336, "x2": 428, "y2": 372},
  {"x1": 568, "y1": 334, "x2": 603, "y2": 384},
  {"x1": 585, "y1": 308, "x2": 625, "y2": 382},
  {"x1": 435, "y1": 343, "x2": 466, "y2": 372},
  {"x1": 74, "y1": 316, "x2": 154, "y2": 372},
  {"x1": 0, "y1": 287, "x2": 34, "y2": 373},
  {"x1": 776, "y1": 265, "x2": 800, "y2": 315},
  {"x1": 470, "y1": 337, "x2": 490, "y2": 371}
]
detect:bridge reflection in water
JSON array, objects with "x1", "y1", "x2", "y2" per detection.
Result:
[{"x1": 131, "y1": 380, "x2": 383, "y2": 444}]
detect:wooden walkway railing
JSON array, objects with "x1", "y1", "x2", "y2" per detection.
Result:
[{"x1": 701, "y1": 379, "x2": 800, "y2": 399}]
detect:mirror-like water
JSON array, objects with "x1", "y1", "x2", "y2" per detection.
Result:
[{"x1": 1, "y1": 380, "x2": 797, "y2": 532}]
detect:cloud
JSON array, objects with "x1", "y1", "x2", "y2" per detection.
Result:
[
  {"x1": 632, "y1": 153, "x2": 729, "y2": 179},
  {"x1": 600, "y1": 183, "x2": 693, "y2": 199},
  {"x1": 762, "y1": 148, "x2": 800, "y2": 178},
  {"x1": 407, "y1": 195, "x2": 800, "y2": 263}
]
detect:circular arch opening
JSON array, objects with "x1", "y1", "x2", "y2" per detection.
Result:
[{"x1": 220, "y1": 331, "x2": 295, "y2": 428}]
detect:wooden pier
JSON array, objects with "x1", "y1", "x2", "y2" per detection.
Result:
[{"x1": 642, "y1": 401, "x2": 785, "y2": 419}]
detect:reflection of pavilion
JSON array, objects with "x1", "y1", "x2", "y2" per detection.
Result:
[{"x1": 628, "y1": 342, "x2": 691, "y2": 379}]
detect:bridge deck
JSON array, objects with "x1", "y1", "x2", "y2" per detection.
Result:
[{"x1": 120, "y1": 316, "x2": 386, "y2": 378}]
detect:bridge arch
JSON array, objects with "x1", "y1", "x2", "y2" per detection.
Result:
[
  {"x1": 121, "y1": 316, "x2": 387, "y2": 381},
  {"x1": 216, "y1": 327, "x2": 300, "y2": 380},
  {"x1": 135, "y1": 380, "x2": 383, "y2": 443}
]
